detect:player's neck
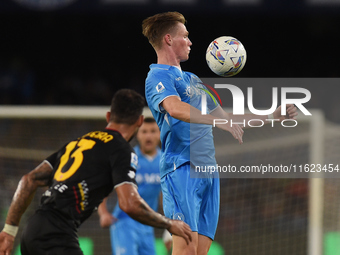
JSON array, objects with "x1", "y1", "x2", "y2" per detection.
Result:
[
  {"x1": 106, "y1": 123, "x2": 137, "y2": 142},
  {"x1": 157, "y1": 51, "x2": 181, "y2": 69}
]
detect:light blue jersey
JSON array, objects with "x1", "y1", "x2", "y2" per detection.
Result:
[
  {"x1": 145, "y1": 64, "x2": 218, "y2": 177},
  {"x1": 145, "y1": 64, "x2": 220, "y2": 240},
  {"x1": 110, "y1": 145, "x2": 162, "y2": 255}
]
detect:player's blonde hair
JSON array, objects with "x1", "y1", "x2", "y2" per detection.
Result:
[{"x1": 142, "y1": 11, "x2": 186, "y2": 50}]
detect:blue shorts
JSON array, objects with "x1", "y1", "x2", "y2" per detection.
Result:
[
  {"x1": 161, "y1": 163, "x2": 220, "y2": 240},
  {"x1": 110, "y1": 217, "x2": 156, "y2": 255}
]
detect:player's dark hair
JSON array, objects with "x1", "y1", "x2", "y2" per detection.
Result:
[
  {"x1": 110, "y1": 89, "x2": 145, "y2": 125},
  {"x1": 143, "y1": 117, "x2": 156, "y2": 123},
  {"x1": 142, "y1": 11, "x2": 186, "y2": 50}
]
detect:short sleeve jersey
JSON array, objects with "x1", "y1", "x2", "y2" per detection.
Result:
[
  {"x1": 41, "y1": 129, "x2": 137, "y2": 227},
  {"x1": 145, "y1": 64, "x2": 218, "y2": 177},
  {"x1": 112, "y1": 145, "x2": 162, "y2": 220}
]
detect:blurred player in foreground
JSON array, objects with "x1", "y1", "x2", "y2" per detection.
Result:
[
  {"x1": 0, "y1": 89, "x2": 190, "y2": 255},
  {"x1": 142, "y1": 11, "x2": 298, "y2": 255},
  {"x1": 98, "y1": 117, "x2": 172, "y2": 255}
]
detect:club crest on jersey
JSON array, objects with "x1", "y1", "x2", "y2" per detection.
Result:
[
  {"x1": 173, "y1": 212, "x2": 185, "y2": 221},
  {"x1": 156, "y1": 82, "x2": 165, "y2": 93},
  {"x1": 130, "y1": 152, "x2": 138, "y2": 169}
]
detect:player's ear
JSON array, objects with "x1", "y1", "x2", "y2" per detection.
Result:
[
  {"x1": 165, "y1": 34, "x2": 172, "y2": 46},
  {"x1": 137, "y1": 115, "x2": 144, "y2": 127},
  {"x1": 106, "y1": 111, "x2": 111, "y2": 123}
]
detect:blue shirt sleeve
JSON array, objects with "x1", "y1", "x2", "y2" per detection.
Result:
[{"x1": 145, "y1": 70, "x2": 180, "y2": 113}]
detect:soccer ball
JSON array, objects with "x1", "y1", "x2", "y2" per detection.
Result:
[{"x1": 206, "y1": 36, "x2": 247, "y2": 77}]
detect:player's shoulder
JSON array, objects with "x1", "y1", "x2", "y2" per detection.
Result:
[
  {"x1": 103, "y1": 129, "x2": 134, "y2": 152},
  {"x1": 116, "y1": 137, "x2": 134, "y2": 154},
  {"x1": 147, "y1": 64, "x2": 176, "y2": 80},
  {"x1": 183, "y1": 70, "x2": 198, "y2": 79},
  {"x1": 149, "y1": 63, "x2": 172, "y2": 72}
]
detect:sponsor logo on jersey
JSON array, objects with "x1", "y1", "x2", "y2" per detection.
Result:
[
  {"x1": 136, "y1": 173, "x2": 161, "y2": 184},
  {"x1": 43, "y1": 190, "x2": 52, "y2": 197},
  {"x1": 54, "y1": 183, "x2": 68, "y2": 193},
  {"x1": 128, "y1": 170, "x2": 136, "y2": 179},
  {"x1": 183, "y1": 84, "x2": 205, "y2": 98}
]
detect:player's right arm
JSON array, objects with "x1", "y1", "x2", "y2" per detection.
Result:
[
  {"x1": 0, "y1": 160, "x2": 54, "y2": 255},
  {"x1": 115, "y1": 183, "x2": 192, "y2": 244},
  {"x1": 161, "y1": 96, "x2": 212, "y2": 124},
  {"x1": 161, "y1": 96, "x2": 244, "y2": 143},
  {"x1": 146, "y1": 70, "x2": 243, "y2": 143}
]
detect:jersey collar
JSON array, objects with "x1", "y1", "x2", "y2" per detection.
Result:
[{"x1": 105, "y1": 128, "x2": 122, "y2": 136}]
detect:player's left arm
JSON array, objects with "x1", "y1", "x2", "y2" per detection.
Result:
[
  {"x1": 210, "y1": 104, "x2": 297, "y2": 128},
  {"x1": 0, "y1": 161, "x2": 54, "y2": 254}
]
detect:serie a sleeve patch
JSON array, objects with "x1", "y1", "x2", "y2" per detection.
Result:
[{"x1": 130, "y1": 152, "x2": 138, "y2": 170}]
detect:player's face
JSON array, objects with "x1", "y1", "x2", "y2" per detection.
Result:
[
  {"x1": 137, "y1": 122, "x2": 160, "y2": 154},
  {"x1": 171, "y1": 23, "x2": 192, "y2": 62}
]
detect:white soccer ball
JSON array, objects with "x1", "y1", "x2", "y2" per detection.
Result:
[{"x1": 206, "y1": 36, "x2": 247, "y2": 77}]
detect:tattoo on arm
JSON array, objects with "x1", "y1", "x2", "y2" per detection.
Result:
[
  {"x1": 131, "y1": 199, "x2": 170, "y2": 229},
  {"x1": 6, "y1": 162, "x2": 53, "y2": 226},
  {"x1": 31, "y1": 163, "x2": 54, "y2": 186},
  {"x1": 117, "y1": 184, "x2": 171, "y2": 230}
]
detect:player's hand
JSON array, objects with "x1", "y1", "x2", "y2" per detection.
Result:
[
  {"x1": 167, "y1": 220, "x2": 192, "y2": 245},
  {"x1": 0, "y1": 231, "x2": 15, "y2": 255},
  {"x1": 215, "y1": 122, "x2": 244, "y2": 144},
  {"x1": 99, "y1": 212, "x2": 117, "y2": 228},
  {"x1": 274, "y1": 104, "x2": 298, "y2": 121}
]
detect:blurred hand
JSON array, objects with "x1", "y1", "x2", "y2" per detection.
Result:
[
  {"x1": 0, "y1": 231, "x2": 15, "y2": 255},
  {"x1": 99, "y1": 212, "x2": 117, "y2": 228},
  {"x1": 167, "y1": 220, "x2": 192, "y2": 245},
  {"x1": 274, "y1": 104, "x2": 298, "y2": 121}
]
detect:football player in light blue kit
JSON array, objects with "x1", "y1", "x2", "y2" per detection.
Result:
[
  {"x1": 98, "y1": 117, "x2": 169, "y2": 255},
  {"x1": 142, "y1": 12, "x2": 298, "y2": 255}
]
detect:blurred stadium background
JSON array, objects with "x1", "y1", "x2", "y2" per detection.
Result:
[{"x1": 1, "y1": 0, "x2": 340, "y2": 254}]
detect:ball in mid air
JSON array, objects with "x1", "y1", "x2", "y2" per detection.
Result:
[{"x1": 206, "y1": 36, "x2": 247, "y2": 77}]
